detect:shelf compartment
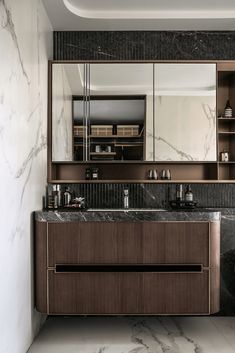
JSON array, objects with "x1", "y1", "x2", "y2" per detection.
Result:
[
  {"x1": 218, "y1": 164, "x2": 235, "y2": 180},
  {"x1": 50, "y1": 162, "x2": 218, "y2": 183},
  {"x1": 218, "y1": 134, "x2": 235, "y2": 161}
]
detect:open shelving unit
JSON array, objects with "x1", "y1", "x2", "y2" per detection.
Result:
[{"x1": 217, "y1": 63, "x2": 235, "y2": 181}]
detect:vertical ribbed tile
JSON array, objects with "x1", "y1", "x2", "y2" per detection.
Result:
[
  {"x1": 53, "y1": 31, "x2": 235, "y2": 60},
  {"x1": 63, "y1": 183, "x2": 235, "y2": 209}
]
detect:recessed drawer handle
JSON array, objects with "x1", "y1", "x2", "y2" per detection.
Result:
[{"x1": 55, "y1": 264, "x2": 203, "y2": 273}]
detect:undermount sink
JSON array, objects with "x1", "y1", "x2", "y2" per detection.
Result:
[{"x1": 87, "y1": 208, "x2": 168, "y2": 212}]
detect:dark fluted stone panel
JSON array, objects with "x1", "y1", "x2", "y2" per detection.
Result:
[{"x1": 54, "y1": 31, "x2": 235, "y2": 60}]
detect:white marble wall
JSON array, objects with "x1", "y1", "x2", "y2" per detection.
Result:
[
  {"x1": 0, "y1": 1, "x2": 52, "y2": 353},
  {"x1": 52, "y1": 65, "x2": 73, "y2": 161}
]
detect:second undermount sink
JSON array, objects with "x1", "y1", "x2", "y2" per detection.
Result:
[{"x1": 87, "y1": 208, "x2": 168, "y2": 212}]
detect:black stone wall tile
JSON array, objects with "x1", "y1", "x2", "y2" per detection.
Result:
[{"x1": 54, "y1": 31, "x2": 235, "y2": 61}]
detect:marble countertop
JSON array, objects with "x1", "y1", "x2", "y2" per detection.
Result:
[{"x1": 35, "y1": 209, "x2": 221, "y2": 222}]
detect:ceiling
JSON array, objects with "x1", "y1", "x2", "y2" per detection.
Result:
[{"x1": 43, "y1": 0, "x2": 235, "y2": 30}]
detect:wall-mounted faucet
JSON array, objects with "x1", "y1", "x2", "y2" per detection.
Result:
[{"x1": 123, "y1": 188, "x2": 129, "y2": 209}]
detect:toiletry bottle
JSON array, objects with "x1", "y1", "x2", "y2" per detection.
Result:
[
  {"x1": 56, "y1": 184, "x2": 62, "y2": 207},
  {"x1": 176, "y1": 184, "x2": 183, "y2": 201},
  {"x1": 52, "y1": 185, "x2": 58, "y2": 209},
  {"x1": 224, "y1": 100, "x2": 233, "y2": 118},
  {"x1": 123, "y1": 189, "x2": 129, "y2": 209},
  {"x1": 185, "y1": 185, "x2": 193, "y2": 202},
  {"x1": 47, "y1": 185, "x2": 54, "y2": 209},
  {"x1": 63, "y1": 187, "x2": 72, "y2": 206}
]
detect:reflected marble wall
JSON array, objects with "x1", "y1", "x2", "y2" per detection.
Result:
[
  {"x1": 145, "y1": 95, "x2": 154, "y2": 161},
  {"x1": 155, "y1": 96, "x2": 216, "y2": 161},
  {"x1": 52, "y1": 65, "x2": 73, "y2": 161},
  {"x1": 0, "y1": 1, "x2": 52, "y2": 352}
]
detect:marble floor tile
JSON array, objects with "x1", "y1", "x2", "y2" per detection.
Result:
[{"x1": 28, "y1": 316, "x2": 235, "y2": 353}]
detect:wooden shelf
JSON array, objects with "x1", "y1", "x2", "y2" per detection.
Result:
[
  {"x1": 219, "y1": 161, "x2": 235, "y2": 164},
  {"x1": 89, "y1": 134, "x2": 143, "y2": 138},
  {"x1": 218, "y1": 131, "x2": 235, "y2": 134},
  {"x1": 49, "y1": 179, "x2": 225, "y2": 184},
  {"x1": 218, "y1": 118, "x2": 235, "y2": 120},
  {"x1": 90, "y1": 152, "x2": 116, "y2": 156}
]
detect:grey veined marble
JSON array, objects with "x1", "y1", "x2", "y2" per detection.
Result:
[
  {"x1": 35, "y1": 210, "x2": 220, "y2": 222},
  {"x1": 28, "y1": 316, "x2": 235, "y2": 353}
]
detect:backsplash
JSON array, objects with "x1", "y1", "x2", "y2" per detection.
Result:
[
  {"x1": 54, "y1": 31, "x2": 235, "y2": 60},
  {"x1": 63, "y1": 183, "x2": 235, "y2": 209}
]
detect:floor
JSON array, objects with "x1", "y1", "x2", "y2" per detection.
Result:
[{"x1": 28, "y1": 316, "x2": 235, "y2": 353}]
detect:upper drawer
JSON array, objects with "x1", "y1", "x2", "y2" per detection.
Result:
[{"x1": 47, "y1": 221, "x2": 210, "y2": 267}]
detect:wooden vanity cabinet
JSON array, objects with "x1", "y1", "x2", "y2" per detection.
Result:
[{"x1": 35, "y1": 221, "x2": 220, "y2": 315}]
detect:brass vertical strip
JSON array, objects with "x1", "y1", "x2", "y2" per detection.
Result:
[
  {"x1": 216, "y1": 63, "x2": 220, "y2": 180},
  {"x1": 208, "y1": 221, "x2": 211, "y2": 314},
  {"x1": 46, "y1": 222, "x2": 49, "y2": 315},
  {"x1": 83, "y1": 64, "x2": 87, "y2": 162},
  {"x1": 153, "y1": 63, "x2": 155, "y2": 161},
  {"x1": 87, "y1": 63, "x2": 91, "y2": 161}
]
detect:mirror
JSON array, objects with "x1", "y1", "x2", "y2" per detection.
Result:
[
  {"x1": 52, "y1": 63, "x2": 85, "y2": 161},
  {"x1": 154, "y1": 64, "x2": 217, "y2": 161},
  {"x1": 51, "y1": 63, "x2": 217, "y2": 163},
  {"x1": 52, "y1": 63, "x2": 154, "y2": 162}
]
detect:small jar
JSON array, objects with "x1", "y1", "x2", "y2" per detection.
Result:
[
  {"x1": 91, "y1": 168, "x2": 99, "y2": 180},
  {"x1": 220, "y1": 151, "x2": 229, "y2": 162}
]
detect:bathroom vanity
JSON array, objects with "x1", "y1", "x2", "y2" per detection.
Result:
[{"x1": 35, "y1": 210, "x2": 220, "y2": 315}]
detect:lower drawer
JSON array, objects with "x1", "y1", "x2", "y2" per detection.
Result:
[{"x1": 48, "y1": 271, "x2": 209, "y2": 315}]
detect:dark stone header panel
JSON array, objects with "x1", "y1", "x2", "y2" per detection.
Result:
[{"x1": 54, "y1": 31, "x2": 235, "y2": 61}]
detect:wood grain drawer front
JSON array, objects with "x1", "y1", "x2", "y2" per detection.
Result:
[
  {"x1": 48, "y1": 271, "x2": 209, "y2": 315},
  {"x1": 48, "y1": 221, "x2": 210, "y2": 267}
]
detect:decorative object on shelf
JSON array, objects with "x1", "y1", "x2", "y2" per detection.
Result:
[
  {"x1": 224, "y1": 100, "x2": 233, "y2": 118},
  {"x1": 185, "y1": 184, "x2": 194, "y2": 201},
  {"x1": 166, "y1": 169, "x2": 171, "y2": 180},
  {"x1": 160, "y1": 169, "x2": 171, "y2": 180},
  {"x1": 63, "y1": 187, "x2": 72, "y2": 206},
  {"x1": 148, "y1": 169, "x2": 158, "y2": 180},
  {"x1": 161, "y1": 169, "x2": 166, "y2": 179},
  {"x1": 105, "y1": 145, "x2": 112, "y2": 153},
  {"x1": 220, "y1": 150, "x2": 229, "y2": 162},
  {"x1": 85, "y1": 168, "x2": 91, "y2": 180},
  {"x1": 91, "y1": 167, "x2": 99, "y2": 180},
  {"x1": 95, "y1": 145, "x2": 101, "y2": 153}
]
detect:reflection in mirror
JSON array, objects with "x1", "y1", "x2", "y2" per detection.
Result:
[
  {"x1": 52, "y1": 64, "x2": 84, "y2": 161},
  {"x1": 154, "y1": 64, "x2": 217, "y2": 161},
  {"x1": 84, "y1": 64, "x2": 153, "y2": 161}
]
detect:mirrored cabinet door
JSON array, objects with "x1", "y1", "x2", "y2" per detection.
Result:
[
  {"x1": 88, "y1": 63, "x2": 154, "y2": 161},
  {"x1": 154, "y1": 63, "x2": 217, "y2": 162},
  {"x1": 52, "y1": 63, "x2": 86, "y2": 162}
]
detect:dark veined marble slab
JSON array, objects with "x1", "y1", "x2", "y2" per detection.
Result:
[{"x1": 35, "y1": 209, "x2": 220, "y2": 222}]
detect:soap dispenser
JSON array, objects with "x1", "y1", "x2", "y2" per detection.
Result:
[
  {"x1": 185, "y1": 185, "x2": 193, "y2": 202},
  {"x1": 123, "y1": 189, "x2": 129, "y2": 209}
]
